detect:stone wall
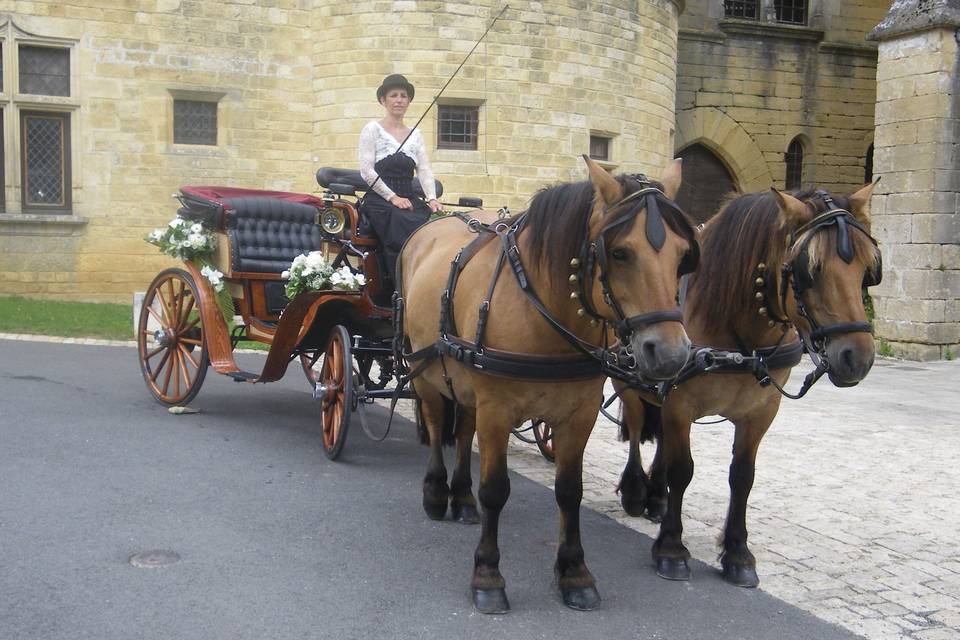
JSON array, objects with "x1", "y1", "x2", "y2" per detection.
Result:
[
  {"x1": 675, "y1": 0, "x2": 887, "y2": 207},
  {"x1": 869, "y1": 0, "x2": 960, "y2": 360},
  {"x1": 0, "y1": 0, "x2": 682, "y2": 302}
]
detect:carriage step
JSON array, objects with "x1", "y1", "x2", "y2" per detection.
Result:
[{"x1": 227, "y1": 371, "x2": 259, "y2": 382}]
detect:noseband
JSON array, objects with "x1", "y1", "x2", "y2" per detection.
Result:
[
  {"x1": 576, "y1": 176, "x2": 697, "y2": 341},
  {"x1": 778, "y1": 190, "x2": 881, "y2": 378}
]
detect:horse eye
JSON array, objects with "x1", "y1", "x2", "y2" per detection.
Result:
[{"x1": 611, "y1": 248, "x2": 630, "y2": 262}]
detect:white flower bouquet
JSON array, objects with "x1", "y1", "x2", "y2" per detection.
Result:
[
  {"x1": 147, "y1": 218, "x2": 217, "y2": 261},
  {"x1": 283, "y1": 251, "x2": 366, "y2": 299}
]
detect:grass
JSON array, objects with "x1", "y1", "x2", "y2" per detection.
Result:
[{"x1": 0, "y1": 295, "x2": 134, "y2": 341}]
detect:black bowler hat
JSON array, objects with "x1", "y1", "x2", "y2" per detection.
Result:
[{"x1": 377, "y1": 74, "x2": 415, "y2": 102}]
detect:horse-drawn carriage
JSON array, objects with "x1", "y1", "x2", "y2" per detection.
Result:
[{"x1": 136, "y1": 169, "x2": 485, "y2": 459}]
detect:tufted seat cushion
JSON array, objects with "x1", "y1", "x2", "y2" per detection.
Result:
[{"x1": 225, "y1": 197, "x2": 321, "y2": 274}]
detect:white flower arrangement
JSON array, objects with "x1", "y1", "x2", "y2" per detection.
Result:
[
  {"x1": 283, "y1": 251, "x2": 366, "y2": 299},
  {"x1": 200, "y1": 265, "x2": 225, "y2": 293},
  {"x1": 146, "y1": 218, "x2": 217, "y2": 261}
]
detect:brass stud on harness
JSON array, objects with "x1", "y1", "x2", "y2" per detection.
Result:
[
  {"x1": 569, "y1": 274, "x2": 578, "y2": 284},
  {"x1": 755, "y1": 277, "x2": 765, "y2": 287},
  {"x1": 577, "y1": 308, "x2": 586, "y2": 317},
  {"x1": 570, "y1": 258, "x2": 580, "y2": 268},
  {"x1": 755, "y1": 292, "x2": 764, "y2": 301},
  {"x1": 759, "y1": 307, "x2": 768, "y2": 316},
  {"x1": 757, "y1": 263, "x2": 766, "y2": 272},
  {"x1": 590, "y1": 319, "x2": 599, "y2": 327},
  {"x1": 570, "y1": 292, "x2": 579, "y2": 300},
  {"x1": 767, "y1": 320, "x2": 775, "y2": 328}
]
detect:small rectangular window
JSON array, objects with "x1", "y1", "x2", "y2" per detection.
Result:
[
  {"x1": 724, "y1": 0, "x2": 759, "y2": 19},
  {"x1": 589, "y1": 135, "x2": 611, "y2": 162},
  {"x1": 774, "y1": 0, "x2": 807, "y2": 25},
  {"x1": 173, "y1": 99, "x2": 218, "y2": 145},
  {"x1": 21, "y1": 111, "x2": 71, "y2": 211},
  {"x1": 19, "y1": 45, "x2": 70, "y2": 97},
  {"x1": 437, "y1": 105, "x2": 479, "y2": 150}
]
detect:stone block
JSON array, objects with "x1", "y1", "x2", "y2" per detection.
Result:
[
  {"x1": 885, "y1": 340, "x2": 945, "y2": 361},
  {"x1": 881, "y1": 297, "x2": 945, "y2": 322},
  {"x1": 912, "y1": 213, "x2": 959, "y2": 244}
]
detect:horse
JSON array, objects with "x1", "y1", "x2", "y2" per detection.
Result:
[
  {"x1": 397, "y1": 156, "x2": 699, "y2": 613},
  {"x1": 614, "y1": 183, "x2": 882, "y2": 588}
]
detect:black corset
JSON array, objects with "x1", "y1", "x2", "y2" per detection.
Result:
[{"x1": 374, "y1": 152, "x2": 416, "y2": 199}]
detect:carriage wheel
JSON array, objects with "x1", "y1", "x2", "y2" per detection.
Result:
[
  {"x1": 318, "y1": 325, "x2": 353, "y2": 460},
  {"x1": 532, "y1": 419, "x2": 555, "y2": 463},
  {"x1": 300, "y1": 350, "x2": 322, "y2": 387},
  {"x1": 137, "y1": 268, "x2": 210, "y2": 406}
]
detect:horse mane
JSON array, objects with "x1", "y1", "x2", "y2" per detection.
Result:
[
  {"x1": 686, "y1": 189, "x2": 879, "y2": 330},
  {"x1": 520, "y1": 175, "x2": 697, "y2": 291}
]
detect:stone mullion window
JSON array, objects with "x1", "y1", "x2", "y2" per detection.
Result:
[
  {"x1": 724, "y1": 1, "x2": 760, "y2": 20},
  {"x1": 437, "y1": 104, "x2": 480, "y2": 151},
  {"x1": 774, "y1": 0, "x2": 807, "y2": 26},
  {"x1": 20, "y1": 110, "x2": 70, "y2": 211},
  {"x1": 784, "y1": 138, "x2": 804, "y2": 191}
]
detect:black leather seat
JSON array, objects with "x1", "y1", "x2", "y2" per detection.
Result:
[{"x1": 224, "y1": 197, "x2": 321, "y2": 273}]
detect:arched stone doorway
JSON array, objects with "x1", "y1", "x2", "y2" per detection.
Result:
[{"x1": 675, "y1": 143, "x2": 737, "y2": 223}]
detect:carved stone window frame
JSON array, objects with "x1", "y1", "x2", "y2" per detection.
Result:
[{"x1": 0, "y1": 15, "x2": 82, "y2": 226}]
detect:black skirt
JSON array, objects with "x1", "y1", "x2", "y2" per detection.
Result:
[{"x1": 360, "y1": 192, "x2": 430, "y2": 287}]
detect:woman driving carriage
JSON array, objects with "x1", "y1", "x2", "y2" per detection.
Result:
[{"x1": 358, "y1": 74, "x2": 442, "y2": 288}]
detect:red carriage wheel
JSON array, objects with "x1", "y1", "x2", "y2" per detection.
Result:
[
  {"x1": 318, "y1": 324, "x2": 353, "y2": 460},
  {"x1": 137, "y1": 268, "x2": 210, "y2": 406},
  {"x1": 532, "y1": 419, "x2": 555, "y2": 463}
]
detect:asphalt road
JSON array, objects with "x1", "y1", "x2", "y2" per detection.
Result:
[{"x1": 0, "y1": 339, "x2": 863, "y2": 640}]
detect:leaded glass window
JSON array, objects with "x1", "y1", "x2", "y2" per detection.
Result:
[
  {"x1": 775, "y1": 0, "x2": 808, "y2": 25},
  {"x1": 21, "y1": 111, "x2": 70, "y2": 209},
  {"x1": 724, "y1": 0, "x2": 759, "y2": 19},
  {"x1": 437, "y1": 105, "x2": 479, "y2": 150},
  {"x1": 173, "y1": 99, "x2": 218, "y2": 145},
  {"x1": 19, "y1": 45, "x2": 70, "y2": 97},
  {"x1": 785, "y1": 138, "x2": 804, "y2": 191}
]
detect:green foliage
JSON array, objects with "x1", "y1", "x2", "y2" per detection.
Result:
[
  {"x1": 863, "y1": 291, "x2": 874, "y2": 322},
  {"x1": 877, "y1": 337, "x2": 894, "y2": 358},
  {"x1": 945, "y1": 348, "x2": 955, "y2": 361},
  {"x1": 0, "y1": 295, "x2": 133, "y2": 340}
]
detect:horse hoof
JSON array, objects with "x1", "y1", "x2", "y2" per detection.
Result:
[
  {"x1": 472, "y1": 587, "x2": 510, "y2": 614},
  {"x1": 450, "y1": 502, "x2": 480, "y2": 525},
  {"x1": 721, "y1": 563, "x2": 759, "y2": 588},
  {"x1": 655, "y1": 557, "x2": 691, "y2": 581},
  {"x1": 620, "y1": 495, "x2": 647, "y2": 518},
  {"x1": 645, "y1": 499, "x2": 667, "y2": 523},
  {"x1": 422, "y1": 499, "x2": 448, "y2": 521},
  {"x1": 560, "y1": 585, "x2": 601, "y2": 611}
]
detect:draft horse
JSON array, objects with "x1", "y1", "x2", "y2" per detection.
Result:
[
  {"x1": 615, "y1": 183, "x2": 882, "y2": 587},
  {"x1": 397, "y1": 156, "x2": 699, "y2": 612}
]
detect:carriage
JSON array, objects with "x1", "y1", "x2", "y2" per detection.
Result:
[{"x1": 136, "y1": 169, "x2": 495, "y2": 459}]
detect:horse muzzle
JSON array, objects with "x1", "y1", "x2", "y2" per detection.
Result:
[
  {"x1": 824, "y1": 334, "x2": 875, "y2": 387},
  {"x1": 629, "y1": 327, "x2": 691, "y2": 381}
]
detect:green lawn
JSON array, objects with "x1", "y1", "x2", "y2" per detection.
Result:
[{"x1": 0, "y1": 295, "x2": 133, "y2": 341}]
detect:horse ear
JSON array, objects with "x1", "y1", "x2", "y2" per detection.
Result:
[
  {"x1": 848, "y1": 177, "x2": 879, "y2": 226},
  {"x1": 659, "y1": 158, "x2": 683, "y2": 200},
  {"x1": 583, "y1": 154, "x2": 621, "y2": 206},
  {"x1": 770, "y1": 188, "x2": 811, "y2": 229}
]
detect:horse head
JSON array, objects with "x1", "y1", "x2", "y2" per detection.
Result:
[
  {"x1": 772, "y1": 181, "x2": 881, "y2": 386},
  {"x1": 582, "y1": 156, "x2": 697, "y2": 380}
]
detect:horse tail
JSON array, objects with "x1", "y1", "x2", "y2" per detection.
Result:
[{"x1": 641, "y1": 401, "x2": 662, "y2": 443}]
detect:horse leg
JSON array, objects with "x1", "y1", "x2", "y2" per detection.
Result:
[
  {"x1": 652, "y1": 409, "x2": 694, "y2": 581},
  {"x1": 416, "y1": 386, "x2": 451, "y2": 521},
  {"x1": 450, "y1": 406, "x2": 480, "y2": 524},
  {"x1": 471, "y1": 417, "x2": 512, "y2": 614},
  {"x1": 616, "y1": 393, "x2": 650, "y2": 518},
  {"x1": 645, "y1": 427, "x2": 668, "y2": 523},
  {"x1": 720, "y1": 410, "x2": 775, "y2": 588},
  {"x1": 553, "y1": 417, "x2": 601, "y2": 610}
]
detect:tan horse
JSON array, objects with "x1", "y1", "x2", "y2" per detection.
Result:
[
  {"x1": 615, "y1": 184, "x2": 881, "y2": 588},
  {"x1": 398, "y1": 156, "x2": 698, "y2": 613}
]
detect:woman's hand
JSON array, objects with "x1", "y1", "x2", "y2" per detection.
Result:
[
  {"x1": 428, "y1": 199, "x2": 442, "y2": 213},
  {"x1": 389, "y1": 195, "x2": 413, "y2": 210}
]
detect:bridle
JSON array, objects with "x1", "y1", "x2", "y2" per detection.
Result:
[
  {"x1": 575, "y1": 175, "x2": 699, "y2": 343},
  {"x1": 775, "y1": 190, "x2": 882, "y2": 391}
]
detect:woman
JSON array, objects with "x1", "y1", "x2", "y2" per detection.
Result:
[{"x1": 358, "y1": 74, "x2": 441, "y2": 289}]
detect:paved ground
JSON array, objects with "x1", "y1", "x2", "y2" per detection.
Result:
[{"x1": 2, "y1": 333, "x2": 958, "y2": 639}]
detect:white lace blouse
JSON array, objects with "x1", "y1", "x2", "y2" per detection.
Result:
[{"x1": 358, "y1": 121, "x2": 437, "y2": 202}]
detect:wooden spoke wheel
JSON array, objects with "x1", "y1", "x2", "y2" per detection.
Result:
[
  {"x1": 300, "y1": 350, "x2": 322, "y2": 387},
  {"x1": 137, "y1": 268, "x2": 209, "y2": 406},
  {"x1": 532, "y1": 419, "x2": 555, "y2": 463},
  {"x1": 318, "y1": 325, "x2": 354, "y2": 460}
]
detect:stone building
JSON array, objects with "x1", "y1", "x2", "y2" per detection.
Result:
[{"x1": 0, "y1": 0, "x2": 955, "y2": 359}]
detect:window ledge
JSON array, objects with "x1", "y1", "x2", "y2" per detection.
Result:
[
  {"x1": 0, "y1": 213, "x2": 88, "y2": 236},
  {"x1": 718, "y1": 19, "x2": 824, "y2": 43}
]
